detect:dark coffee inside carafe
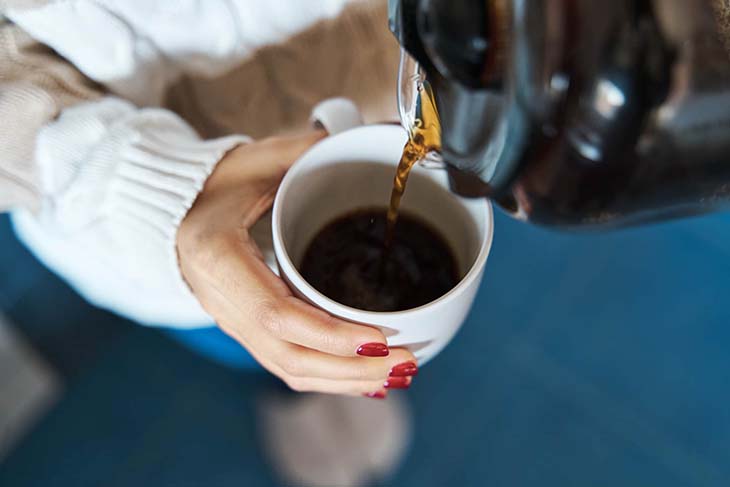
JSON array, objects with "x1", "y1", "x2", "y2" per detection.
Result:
[{"x1": 299, "y1": 208, "x2": 458, "y2": 312}]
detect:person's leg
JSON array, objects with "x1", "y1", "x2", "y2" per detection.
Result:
[
  {"x1": 167, "y1": 325, "x2": 412, "y2": 485},
  {"x1": 258, "y1": 392, "x2": 411, "y2": 487}
]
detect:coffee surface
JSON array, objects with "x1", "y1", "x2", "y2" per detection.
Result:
[
  {"x1": 299, "y1": 208, "x2": 458, "y2": 312},
  {"x1": 300, "y1": 81, "x2": 448, "y2": 312}
]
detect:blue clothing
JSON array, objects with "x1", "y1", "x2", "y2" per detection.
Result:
[{"x1": 164, "y1": 326, "x2": 260, "y2": 370}]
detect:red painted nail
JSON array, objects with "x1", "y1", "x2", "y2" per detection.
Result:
[
  {"x1": 357, "y1": 342, "x2": 389, "y2": 357},
  {"x1": 363, "y1": 391, "x2": 387, "y2": 399},
  {"x1": 389, "y1": 361, "x2": 418, "y2": 377},
  {"x1": 384, "y1": 377, "x2": 411, "y2": 389}
]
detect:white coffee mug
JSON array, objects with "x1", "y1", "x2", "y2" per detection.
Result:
[{"x1": 271, "y1": 99, "x2": 494, "y2": 365}]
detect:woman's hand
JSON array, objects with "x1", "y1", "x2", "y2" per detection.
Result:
[{"x1": 177, "y1": 131, "x2": 418, "y2": 397}]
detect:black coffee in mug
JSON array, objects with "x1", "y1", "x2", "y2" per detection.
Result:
[{"x1": 299, "y1": 208, "x2": 459, "y2": 312}]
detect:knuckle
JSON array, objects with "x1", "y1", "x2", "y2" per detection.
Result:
[
  {"x1": 394, "y1": 348, "x2": 417, "y2": 362},
  {"x1": 278, "y1": 354, "x2": 306, "y2": 378},
  {"x1": 370, "y1": 327, "x2": 388, "y2": 344},
  {"x1": 355, "y1": 323, "x2": 386, "y2": 344},
  {"x1": 256, "y1": 300, "x2": 285, "y2": 337},
  {"x1": 321, "y1": 314, "x2": 368, "y2": 353},
  {"x1": 316, "y1": 317, "x2": 341, "y2": 351}
]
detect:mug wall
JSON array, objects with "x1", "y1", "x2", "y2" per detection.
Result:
[{"x1": 279, "y1": 161, "x2": 482, "y2": 277}]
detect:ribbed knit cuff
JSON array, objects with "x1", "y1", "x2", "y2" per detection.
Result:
[{"x1": 110, "y1": 130, "x2": 250, "y2": 298}]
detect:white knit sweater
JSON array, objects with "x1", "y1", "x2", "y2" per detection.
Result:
[{"x1": 1, "y1": 0, "x2": 397, "y2": 327}]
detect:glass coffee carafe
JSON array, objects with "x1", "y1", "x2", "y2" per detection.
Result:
[{"x1": 389, "y1": 0, "x2": 730, "y2": 227}]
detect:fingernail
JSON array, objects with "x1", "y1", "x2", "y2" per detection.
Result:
[
  {"x1": 384, "y1": 377, "x2": 411, "y2": 389},
  {"x1": 357, "y1": 342, "x2": 389, "y2": 357},
  {"x1": 389, "y1": 361, "x2": 418, "y2": 377},
  {"x1": 363, "y1": 391, "x2": 387, "y2": 399}
]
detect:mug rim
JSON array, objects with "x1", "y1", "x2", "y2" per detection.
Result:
[{"x1": 272, "y1": 123, "x2": 494, "y2": 318}]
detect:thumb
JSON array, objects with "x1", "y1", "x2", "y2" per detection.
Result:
[
  {"x1": 204, "y1": 129, "x2": 327, "y2": 196},
  {"x1": 245, "y1": 130, "x2": 329, "y2": 225},
  {"x1": 248, "y1": 129, "x2": 328, "y2": 180}
]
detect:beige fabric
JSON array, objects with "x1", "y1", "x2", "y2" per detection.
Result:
[
  {"x1": 1, "y1": 0, "x2": 49, "y2": 9},
  {"x1": 712, "y1": 0, "x2": 730, "y2": 58},
  {"x1": 0, "y1": 21, "x2": 103, "y2": 212},
  {"x1": 258, "y1": 392, "x2": 411, "y2": 486},
  {"x1": 164, "y1": 0, "x2": 399, "y2": 140},
  {"x1": 0, "y1": 0, "x2": 398, "y2": 212}
]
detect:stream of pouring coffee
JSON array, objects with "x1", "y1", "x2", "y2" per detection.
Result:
[{"x1": 385, "y1": 80, "x2": 442, "y2": 246}]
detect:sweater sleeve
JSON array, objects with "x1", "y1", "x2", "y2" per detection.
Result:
[
  {"x1": 0, "y1": 20, "x2": 102, "y2": 213},
  {"x1": 5, "y1": 0, "x2": 351, "y2": 106},
  {"x1": 13, "y1": 97, "x2": 249, "y2": 326},
  {"x1": 0, "y1": 21, "x2": 249, "y2": 326}
]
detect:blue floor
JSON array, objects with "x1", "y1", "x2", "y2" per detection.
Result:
[{"x1": 2, "y1": 209, "x2": 730, "y2": 486}]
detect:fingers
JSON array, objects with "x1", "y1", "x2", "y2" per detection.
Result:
[
  {"x1": 211, "y1": 281, "x2": 417, "y2": 382},
  {"x1": 220, "y1": 318, "x2": 405, "y2": 398},
  {"x1": 196, "y1": 129, "x2": 326, "y2": 199},
  {"x1": 266, "y1": 344, "x2": 414, "y2": 397},
  {"x1": 191, "y1": 261, "x2": 419, "y2": 393},
  {"x1": 228, "y1": 130, "x2": 327, "y2": 183},
  {"x1": 187, "y1": 230, "x2": 389, "y2": 358},
  {"x1": 273, "y1": 297, "x2": 388, "y2": 357},
  {"x1": 254, "y1": 129, "x2": 328, "y2": 173},
  {"x1": 269, "y1": 341, "x2": 417, "y2": 382}
]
